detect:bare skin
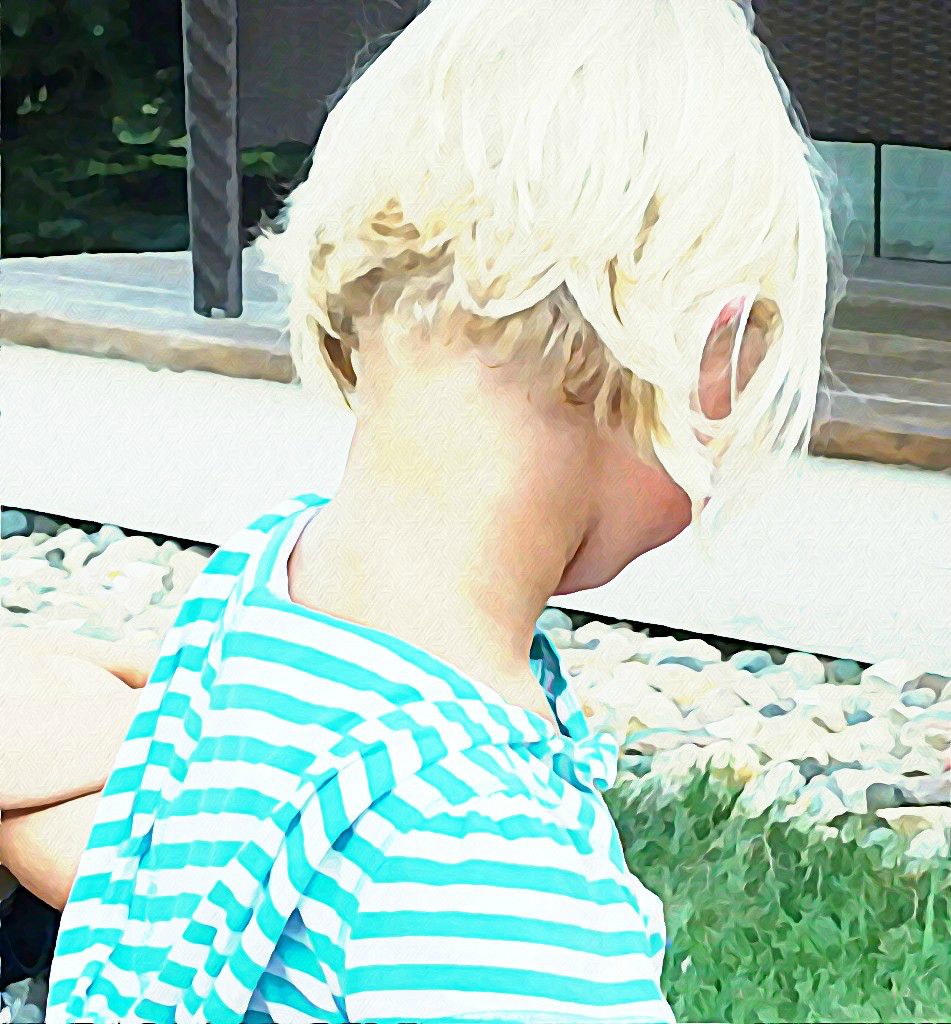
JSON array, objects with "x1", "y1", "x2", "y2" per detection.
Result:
[
  {"x1": 283, "y1": 305, "x2": 752, "y2": 721},
  {"x1": 0, "y1": 298, "x2": 761, "y2": 911},
  {"x1": 0, "y1": 793, "x2": 103, "y2": 912},
  {"x1": 0, "y1": 634, "x2": 157, "y2": 908}
]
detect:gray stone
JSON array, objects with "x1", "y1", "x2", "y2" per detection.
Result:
[
  {"x1": 1, "y1": 510, "x2": 29, "y2": 538},
  {"x1": 901, "y1": 688, "x2": 936, "y2": 709},
  {"x1": 881, "y1": 145, "x2": 951, "y2": 262},
  {"x1": 29, "y1": 514, "x2": 60, "y2": 537},
  {"x1": 729, "y1": 650, "x2": 774, "y2": 674},
  {"x1": 536, "y1": 607, "x2": 573, "y2": 632},
  {"x1": 906, "y1": 673, "x2": 950, "y2": 701},
  {"x1": 828, "y1": 659, "x2": 863, "y2": 684}
]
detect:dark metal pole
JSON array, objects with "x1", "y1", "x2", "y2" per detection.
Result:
[
  {"x1": 873, "y1": 142, "x2": 883, "y2": 259},
  {"x1": 182, "y1": 0, "x2": 243, "y2": 317}
]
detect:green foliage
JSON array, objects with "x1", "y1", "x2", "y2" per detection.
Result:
[
  {"x1": 1, "y1": 0, "x2": 310, "y2": 256},
  {"x1": 605, "y1": 772, "x2": 951, "y2": 1023}
]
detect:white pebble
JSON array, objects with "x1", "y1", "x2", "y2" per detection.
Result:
[
  {"x1": 704, "y1": 706, "x2": 763, "y2": 746},
  {"x1": 1, "y1": 586, "x2": 45, "y2": 613},
  {"x1": 730, "y1": 674, "x2": 777, "y2": 711},
  {"x1": 95, "y1": 524, "x2": 127, "y2": 546},
  {"x1": 861, "y1": 658, "x2": 926, "y2": 690},
  {"x1": 127, "y1": 605, "x2": 178, "y2": 632},
  {"x1": 536, "y1": 608, "x2": 573, "y2": 632},
  {"x1": 573, "y1": 620, "x2": 621, "y2": 647},
  {"x1": 88, "y1": 536, "x2": 161, "y2": 573},
  {"x1": 687, "y1": 686, "x2": 746, "y2": 726},
  {"x1": 755, "y1": 712, "x2": 829, "y2": 763},
  {"x1": 763, "y1": 670, "x2": 801, "y2": 701},
  {"x1": 827, "y1": 767, "x2": 904, "y2": 814},
  {"x1": 901, "y1": 688, "x2": 936, "y2": 709},
  {"x1": 627, "y1": 687, "x2": 685, "y2": 731},
  {"x1": 780, "y1": 652, "x2": 826, "y2": 689},
  {"x1": 651, "y1": 743, "x2": 707, "y2": 787},
  {"x1": 62, "y1": 541, "x2": 98, "y2": 574},
  {"x1": 898, "y1": 702, "x2": 951, "y2": 752},
  {"x1": 906, "y1": 829, "x2": 951, "y2": 861},
  {"x1": 30, "y1": 605, "x2": 88, "y2": 632},
  {"x1": 795, "y1": 684, "x2": 850, "y2": 733},
  {"x1": 1, "y1": 536, "x2": 35, "y2": 559},
  {"x1": 777, "y1": 778, "x2": 848, "y2": 827},
  {"x1": 642, "y1": 663, "x2": 720, "y2": 709},
  {"x1": 106, "y1": 562, "x2": 170, "y2": 616},
  {"x1": 877, "y1": 805, "x2": 951, "y2": 838},
  {"x1": 28, "y1": 529, "x2": 87, "y2": 562},
  {"x1": 170, "y1": 549, "x2": 211, "y2": 589},
  {"x1": 591, "y1": 630, "x2": 646, "y2": 666},
  {"x1": 699, "y1": 739, "x2": 761, "y2": 784},
  {"x1": 544, "y1": 626, "x2": 576, "y2": 649},
  {"x1": 899, "y1": 774, "x2": 951, "y2": 806},
  {"x1": 0, "y1": 560, "x2": 68, "y2": 587},
  {"x1": 899, "y1": 746, "x2": 947, "y2": 776},
  {"x1": 735, "y1": 761, "x2": 804, "y2": 819},
  {"x1": 658, "y1": 637, "x2": 724, "y2": 666}
]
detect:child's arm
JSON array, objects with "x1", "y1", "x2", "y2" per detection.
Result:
[
  {"x1": 0, "y1": 790, "x2": 100, "y2": 911},
  {"x1": 1, "y1": 627, "x2": 162, "y2": 689},
  {"x1": 0, "y1": 649, "x2": 141, "y2": 811}
]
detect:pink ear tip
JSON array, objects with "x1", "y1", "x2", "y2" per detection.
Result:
[{"x1": 712, "y1": 297, "x2": 747, "y2": 333}]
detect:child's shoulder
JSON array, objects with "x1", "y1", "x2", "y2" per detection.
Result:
[
  {"x1": 154, "y1": 493, "x2": 331, "y2": 663},
  {"x1": 200, "y1": 492, "x2": 329, "y2": 572}
]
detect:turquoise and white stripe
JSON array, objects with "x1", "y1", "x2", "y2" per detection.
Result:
[{"x1": 46, "y1": 493, "x2": 674, "y2": 1024}]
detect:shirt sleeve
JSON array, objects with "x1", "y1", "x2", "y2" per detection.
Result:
[{"x1": 340, "y1": 789, "x2": 676, "y2": 1024}]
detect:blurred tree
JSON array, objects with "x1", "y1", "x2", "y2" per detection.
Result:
[{"x1": 0, "y1": 0, "x2": 309, "y2": 257}]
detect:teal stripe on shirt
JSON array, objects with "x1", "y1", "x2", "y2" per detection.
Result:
[{"x1": 46, "y1": 492, "x2": 673, "y2": 1024}]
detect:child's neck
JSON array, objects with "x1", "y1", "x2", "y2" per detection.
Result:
[{"x1": 285, "y1": 373, "x2": 595, "y2": 723}]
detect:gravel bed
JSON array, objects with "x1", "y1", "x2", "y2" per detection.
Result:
[{"x1": 2, "y1": 506, "x2": 949, "y2": 1021}]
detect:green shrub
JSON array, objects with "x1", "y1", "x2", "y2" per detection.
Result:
[
  {"x1": 1, "y1": 0, "x2": 309, "y2": 256},
  {"x1": 606, "y1": 771, "x2": 951, "y2": 1024}
]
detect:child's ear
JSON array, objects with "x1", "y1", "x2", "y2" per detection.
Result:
[{"x1": 696, "y1": 297, "x2": 774, "y2": 422}]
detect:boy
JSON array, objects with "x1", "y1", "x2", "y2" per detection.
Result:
[{"x1": 2, "y1": 0, "x2": 843, "y2": 1020}]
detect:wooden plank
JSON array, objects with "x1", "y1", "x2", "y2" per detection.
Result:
[
  {"x1": 0, "y1": 250, "x2": 293, "y2": 383},
  {"x1": 812, "y1": 421, "x2": 951, "y2": 471},
  {"x1": 826, "y1": 328, "x2": 949, "y2": 374},
  {"x1": 0, "y1": 310, "x2": 293, "y2": 383}
]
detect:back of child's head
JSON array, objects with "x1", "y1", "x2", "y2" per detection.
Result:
[{"x1": 259, "y1": 0, "x2": 851, "y2": 548}]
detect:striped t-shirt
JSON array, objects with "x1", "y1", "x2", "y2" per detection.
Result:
[{"x1": 46, "y1": 492, "x2": 674, "y2": 1024}]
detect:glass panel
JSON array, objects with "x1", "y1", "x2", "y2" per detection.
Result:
[
  {"x1": 881, "y1": 145, "x2": 951, "y2": 262},
  {"x1": 814, "y1": 141, "x2": 876, "y2": 259}
]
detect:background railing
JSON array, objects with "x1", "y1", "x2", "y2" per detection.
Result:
[
  {"x1": 179, "y1": 0, "x2": 951, "y2": 317},
  {"x1": 182, "y1": 0, "x2": 419, "y2": 315}
]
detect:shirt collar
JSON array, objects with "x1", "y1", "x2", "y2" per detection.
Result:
[{"x1": 531, "y1": 627, "x2": 620, "y2": 792}]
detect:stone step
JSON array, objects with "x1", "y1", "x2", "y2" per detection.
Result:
[{"x1": 1, "y1": 249, "x2": 949, "y2": 468}]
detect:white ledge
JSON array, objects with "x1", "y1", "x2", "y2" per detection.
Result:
[{"x1": 2, "y1": 344, "x2": 949, "y2": 673}]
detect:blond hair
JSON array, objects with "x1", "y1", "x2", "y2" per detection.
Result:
[{"x1": 258, "y1": 0, "x2": 848, "y2": 542}]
